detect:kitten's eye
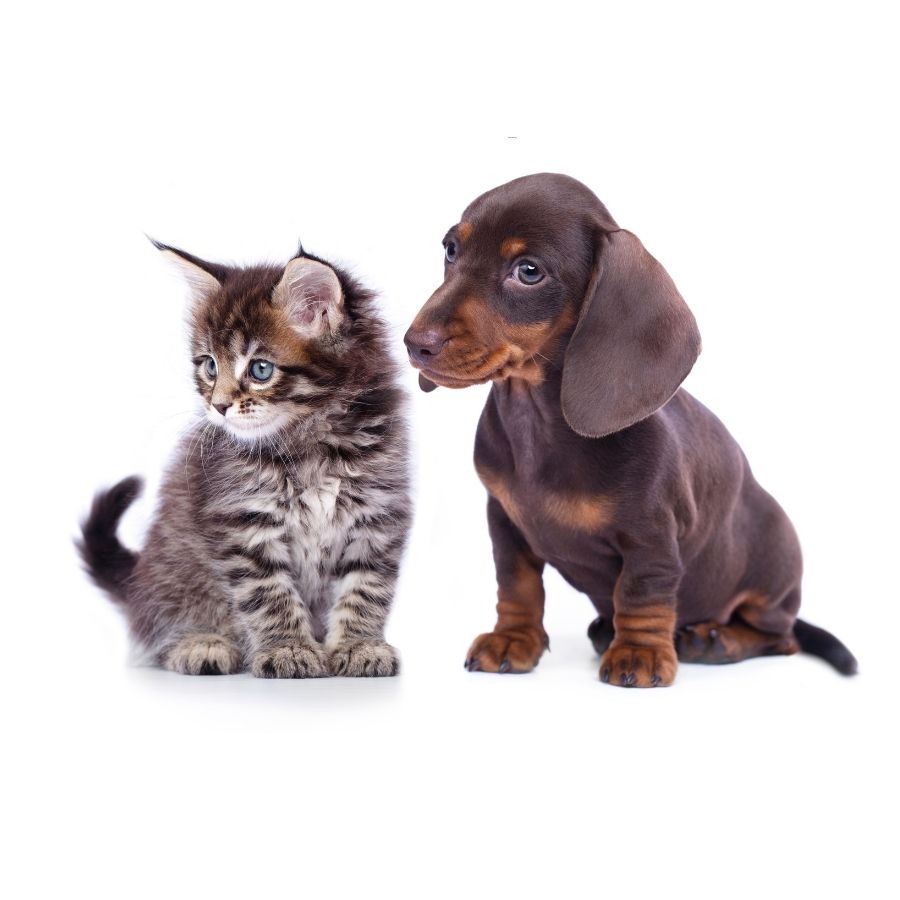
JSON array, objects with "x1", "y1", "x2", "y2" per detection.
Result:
[
  {"x1": 249, "y1": 359, "x2": 274, "y2": 382},
  {"x1": 516, "y1": 261, "x2": 543, "y2": 285},
  {"x1": 444, "y1": 241, "x2": 457, "y2": 263},
  {"x1": 204, "y1": 357, "x2": 217, "y2": 378}
]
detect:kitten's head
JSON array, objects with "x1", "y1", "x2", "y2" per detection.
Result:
[{"x1": 156, "y1": 241, "x2": 381, "y2": 443}]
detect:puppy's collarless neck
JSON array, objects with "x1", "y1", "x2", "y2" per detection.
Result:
[{"x1": 491, "y1": 370, "x2": 566, "y2": 429}]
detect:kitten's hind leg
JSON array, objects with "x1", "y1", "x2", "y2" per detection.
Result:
[{"x1": 162, "y1": 633, "x2": 243, "y2": 675}]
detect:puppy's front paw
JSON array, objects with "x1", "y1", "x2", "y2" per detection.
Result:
[
  {"x1": 251, "y1": 642, "x2": 328, "y2": 679},
  {"x1": 163, "y1": 634, "x2": 242, "y2": 675},
  {"x1": 465, "y1": 627, "x2": 547, "y2": 674},
  {"x1": 600, "y1": 641, "x2": 677, "y2": 688},
  {"x1": 328, "y1": 640, "x2": 400, "y2": 677}
]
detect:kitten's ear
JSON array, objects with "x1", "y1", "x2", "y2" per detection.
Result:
[
  {"x1": 272, "y1": 257, "x2": 343, "y2": 338},
  {"x1": 150, "y1": 239, "x2": 224, "y2": 303}
]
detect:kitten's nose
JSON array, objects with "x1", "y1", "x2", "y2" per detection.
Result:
[
  {"x1": 213, "y1": 402, "x2": 230, "y2": 416},
  {"x1": 404, "y1": 327, "x2": 448, "y2": 362}
]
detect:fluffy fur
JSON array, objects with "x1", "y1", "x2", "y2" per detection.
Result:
[{"x1": 79, "y1": 243, "x2": 411, "y2": 677}]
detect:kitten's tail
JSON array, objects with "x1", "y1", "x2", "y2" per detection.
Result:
[{"x1": 77, "y1": 476, "x2": 143, "y2": 603}]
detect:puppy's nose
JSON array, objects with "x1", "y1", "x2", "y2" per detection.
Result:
[
  {"x1": 404, "y1": 327, "x2": 447, "y2": 361},
  {"x1": 213, "y1": 402, "x2": 230, "y2": 416}
]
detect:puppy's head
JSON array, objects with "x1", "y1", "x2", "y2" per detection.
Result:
[{"x1": 404, "y1": 172, "x2": 701, "y2": 437}]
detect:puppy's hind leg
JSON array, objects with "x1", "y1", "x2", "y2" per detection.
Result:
[
  {"x1": 676, "y1": 589, "x2": 800, "y2": 665},
  {"x1": 587, "y1": 616, "x2": 615, "y2": 656}
]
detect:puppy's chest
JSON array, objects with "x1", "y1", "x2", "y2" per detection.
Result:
[
  {"x1": 475, "y1": 454, "x2": 615, "y2": 567},
  {"x1": 476, "y1": 464, "x2": 613, "y2": 566}
]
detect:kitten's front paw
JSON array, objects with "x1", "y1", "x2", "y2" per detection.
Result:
[
  {"x1": 327, "y1": 640, "x2": 400, "y2": 677},
  {"x1": 163, "y1": 634, "x2": 242, "y2": 675},
  {"x1": 251, "y1": 642, "x2": 328, "y2": 679}
]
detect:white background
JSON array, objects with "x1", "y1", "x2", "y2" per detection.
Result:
[{"x1": 3, "y1": 1, "x2": 898, "y2": 897}]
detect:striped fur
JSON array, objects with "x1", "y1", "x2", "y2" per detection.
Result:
[{"x1": 79, "y1": 244, "x2": 411, "y2": 677}]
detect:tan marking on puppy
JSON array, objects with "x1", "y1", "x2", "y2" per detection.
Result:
[
  {"x1": 429, "y1": 295, "x2": 577, "y2": 386},
  {"x1": 476, "y1": 463, "x2": 523, "y2": 527},
  {"x1": 676, "y1": 620, "x2": 799, "y2": 663},
  {"x1": 465, "y1": 627, "x2": 546, "y2": 673},
  {"x1": 458, "y1": 221, "x2": 474, "y2": 243},
  {"x1": 543, "y1": 490, "x2": 614, "y2": 531},
  {"x1": 722, "y1": 589, "x2": 769, "y2": 624},
  {"x1": 495, "y1": 307, "x2": 579, "y2": 384},
  {"x1": 467, "y1": 556, "x2": 547, "y2": 673},
  {"x1": 447, "y1": 295, "x2": 489, "y2": 340},
  {"x1": 500, "y1": 237, "x2": 527, "y2": 259},
  {"x1": 601, "y1": 597, "x2": 678, "y2": 687}
]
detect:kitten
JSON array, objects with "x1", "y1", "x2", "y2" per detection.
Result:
[{"x1": 79, "y1": 242, "x2": 411, "y2": 677}]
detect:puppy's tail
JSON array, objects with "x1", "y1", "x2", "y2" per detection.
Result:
[
  {"x1": 793, "y1": 618, "x2": 858, "y2": 675},
  {"x1": 77, "y1": 476, "x2": 143, "y2": 603}
]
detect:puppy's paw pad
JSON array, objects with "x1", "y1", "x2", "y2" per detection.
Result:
[
  {"x1": 328, "y1": 640, "x2": 400, "y2": 677},
  {"x1": 164, "y1": 634, "x2": 242, "y2": 675},
  {"x1": 251, "y1": 642, "x2": 328, "y2": 679},
  {"x1": 600, "y1": 642, "x2": 677, "y2": 688},
  {"x1": 465, "y1": 628, "x2": 547, "y2": 674}
]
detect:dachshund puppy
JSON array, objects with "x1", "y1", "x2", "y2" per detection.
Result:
[{"x1": 405, "y1": 173, "x2": 857, "y2": 687}]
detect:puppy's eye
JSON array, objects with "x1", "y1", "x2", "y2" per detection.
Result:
[
  {"x1": 203, "y1": 357, "x2": 217, "y2": 378},
  {"x1": 249, "y1": 359, "x2": 274, "y2": 382},
  {"x1": 516, "y1": 261, "x2": 543, "y2": 285},
  {"x1": 444, "y1": 241, "x2": 457, "y2": 263}
]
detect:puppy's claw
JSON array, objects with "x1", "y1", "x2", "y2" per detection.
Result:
[
  {"x1": 499, "y1": 658, "x2": 511, "y2": 673},
  {"x1": 600, "y1": 666, "x2": 611, "y2": 683}
]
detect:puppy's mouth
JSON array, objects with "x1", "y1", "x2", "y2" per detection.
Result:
[
  {"x1": 412, "y1": 350, "x2": 510, "y2": 391},
  {"x1": 415, "y1": 366, "x2": 497, "y2": 389}
]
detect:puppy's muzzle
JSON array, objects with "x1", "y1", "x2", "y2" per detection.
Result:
[{"x1": 403, "y1": 327, "x2": 448, "y2": 364}]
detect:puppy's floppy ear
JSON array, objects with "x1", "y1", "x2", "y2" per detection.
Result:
[
  {"x1": 561, "y1": 229, "x2": 701, "y2": 438},
  {"x1": 272, "y1": 256, "x2": 343, "y2": 338}
]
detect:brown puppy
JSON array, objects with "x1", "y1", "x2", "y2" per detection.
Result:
[{"x1": 405, "y1": 173, "x2": 857, "y2": 687}]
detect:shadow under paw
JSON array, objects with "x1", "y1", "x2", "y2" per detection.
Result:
[{"x1": 328, "y1": 640, "x2": 399, "y2": 677}]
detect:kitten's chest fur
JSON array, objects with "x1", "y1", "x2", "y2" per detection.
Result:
[
  {"x1": 283, "y1": 465, "x2": 346, "y2": 569},
  {"x1": 214, "y1": 447, "x2": 361, "y2": 626}
]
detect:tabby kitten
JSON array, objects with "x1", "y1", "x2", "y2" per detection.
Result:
[{"x1": 79, "y1": 242, "x2": 411, "y2": 677}]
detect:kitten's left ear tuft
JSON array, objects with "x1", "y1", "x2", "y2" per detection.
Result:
[
  {"x1": 150, "y1": 237, "x2": 223, "y2": 304},
  {"x1": 272, "y1": 257, "x2": 343, "y2": 338}
]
